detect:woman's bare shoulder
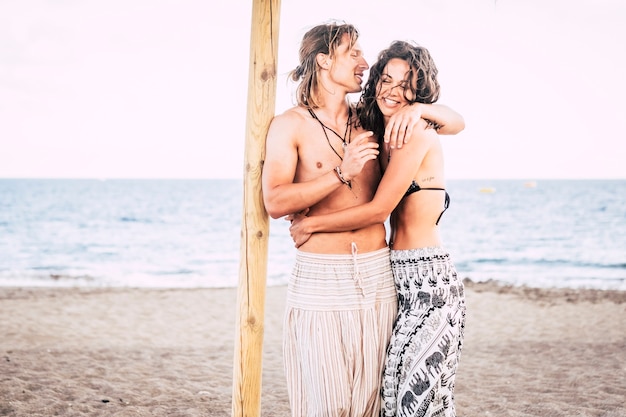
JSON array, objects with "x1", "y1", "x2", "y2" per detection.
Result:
[{"x1": 404, "y1": 118, "x2": 439, "y2": 148}]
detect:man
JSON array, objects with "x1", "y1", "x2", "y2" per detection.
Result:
[{"x1": 262, "y1": 22, "x2": 464, "y2": 417}]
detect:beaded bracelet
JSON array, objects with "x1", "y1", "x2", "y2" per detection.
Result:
[{"x1": 334, "y1": 166, "x2": 352, "y2": 189}]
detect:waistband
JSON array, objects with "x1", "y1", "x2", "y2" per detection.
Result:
[
  {"x1": 296, "y1": 245, "x2": 389, "y2": 263},
  {"x1": 390, "y1": 246, "x2": 449, "y2": 262},
  {"x1": 296, "y1": 245, "x2": 390, "y2": 296}
]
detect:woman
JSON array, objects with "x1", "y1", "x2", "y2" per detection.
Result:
[{"x1": 289, "y1": 40, "x2": 467, "y2": 417}]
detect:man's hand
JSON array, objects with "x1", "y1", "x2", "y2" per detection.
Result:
[
  {"x1": 340, "y1": 131, "x2": 377, "y2": 180},
  {"x1": 384, "y1": 103, "x2": 425, "y2": 149}
]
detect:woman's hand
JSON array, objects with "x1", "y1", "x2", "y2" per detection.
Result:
[
  {"x1": 288, "y1": 211, "x2": 313, "y2": 248},
  {"x1": 385, "y1": 103, "x2": 465, "y2": 145},
  {"x1": 384, "y1": 103, "x2": 424, "y2": 149}
]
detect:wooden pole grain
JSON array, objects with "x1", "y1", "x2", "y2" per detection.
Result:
[{"x1": 232, "y1": 0, "x2": 281, "y2": 416}]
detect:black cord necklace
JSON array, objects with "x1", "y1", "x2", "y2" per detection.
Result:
[{"x1": 308, "y1": 107, "x2": 352, "y2": 161}]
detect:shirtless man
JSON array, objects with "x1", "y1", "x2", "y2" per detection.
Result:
[{"x1": 262, "y1": 22, "x2": 464, "y2": 417}]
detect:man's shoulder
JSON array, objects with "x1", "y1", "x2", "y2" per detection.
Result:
[
  {"x1": 273, "y1": 106, "x2": 309, "y2": 123},
  {"x1": 266, "y1": 106, "x2": 311, "y2": 146},
  {"x1": 268, "y1": 106, "x2": 313, "y2": 138}
]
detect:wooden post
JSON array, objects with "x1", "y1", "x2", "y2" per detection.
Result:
[{"x1": 232, "y1": 0, "x2": 281, "y2": 416}]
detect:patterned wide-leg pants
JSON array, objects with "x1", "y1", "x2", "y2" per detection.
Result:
[{"x1": 381, "y1": 247, "x2": 466, "y2": 417}]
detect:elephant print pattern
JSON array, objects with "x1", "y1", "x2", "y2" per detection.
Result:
[{"x1": 382, "y1": 247, "x2": 466, "y2": 417}]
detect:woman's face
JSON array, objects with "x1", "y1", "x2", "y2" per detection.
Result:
[{"x1": 376, "y1": 58, "x2": 415, "y2": 119}]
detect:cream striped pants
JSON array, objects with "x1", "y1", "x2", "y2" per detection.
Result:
[{"x1": 283, "y1": 246, "x2": 397, "y2": 417}]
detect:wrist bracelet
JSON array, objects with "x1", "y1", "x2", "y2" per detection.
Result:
[{"x1": 334, "y1": 166, "x2": 352, "y2": 189}]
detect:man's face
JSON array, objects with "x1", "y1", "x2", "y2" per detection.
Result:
[{"x1": 329, "y1": 33, "x2": 369, "y2": 94}]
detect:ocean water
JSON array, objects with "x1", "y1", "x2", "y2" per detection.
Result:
[{"x1": 0, "y1": 179, "x2": 624, "y2": 290}]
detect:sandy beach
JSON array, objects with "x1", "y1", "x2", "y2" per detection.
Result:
[{"x1": 1, "y1": 281, "x2": 624, "y2": 417}]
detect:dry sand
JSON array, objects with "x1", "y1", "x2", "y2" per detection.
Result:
[{"x1": 1, "y1": 281, "x2": 624, "y2": 417}]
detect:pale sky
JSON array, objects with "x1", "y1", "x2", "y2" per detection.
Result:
[{"x1": 1, "y1": 0, "x2": 625, "y2": 180}]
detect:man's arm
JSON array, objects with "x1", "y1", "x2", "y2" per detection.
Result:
[
  {"x1": 262, "y1": 111, "x2": 378, "y2": 219},
  {"x1": 385, "y1": 103, "x2": 465, "y2": 148}
]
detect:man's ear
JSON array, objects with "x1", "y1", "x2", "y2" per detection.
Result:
[{"x1": 316, "y1": 53, "x2": 330, "y2": 70}]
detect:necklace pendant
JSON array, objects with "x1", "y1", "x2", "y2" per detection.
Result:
[{"x1": 342, "y1": 142, "x2": 347, "y2": 149}]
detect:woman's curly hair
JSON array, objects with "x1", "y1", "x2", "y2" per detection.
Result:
[{"x1": 358, "y1": 41, "x2": 440, "y2": 141}]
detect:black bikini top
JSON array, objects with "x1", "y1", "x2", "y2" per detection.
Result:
[{"x1": 404, "y1": 180, "x2": 450, "y2": 225}]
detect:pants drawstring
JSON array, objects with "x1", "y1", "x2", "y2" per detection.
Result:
[{"x1": 351, "y1": 242, "x2": 365, "y2": 296}]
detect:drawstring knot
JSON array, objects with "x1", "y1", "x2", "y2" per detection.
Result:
[{"x1": 351, "y1": 242, "x2": 365, "y2": 296}]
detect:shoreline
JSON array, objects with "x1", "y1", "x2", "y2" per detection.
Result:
[{"x1": 1, "y1": 282, "x2": 624, "y2": 416}]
